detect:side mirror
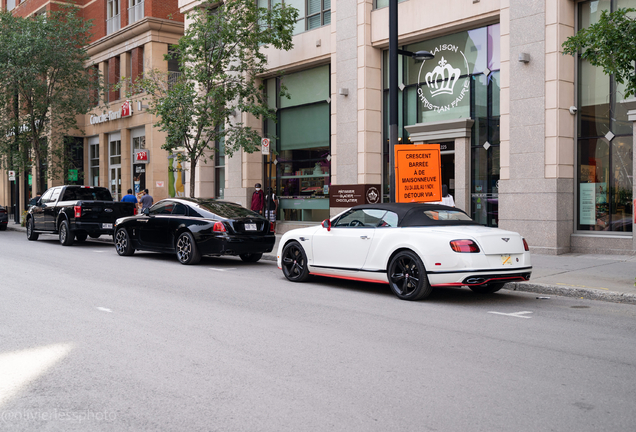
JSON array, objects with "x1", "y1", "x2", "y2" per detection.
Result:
[
  {"x1": 142, "y1": 208, "x2": 150, "y2": 216},
  {"x1": 321, "y1": 219, "x2": 331, "y2": 232}
]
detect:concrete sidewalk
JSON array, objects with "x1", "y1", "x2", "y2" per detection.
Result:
[{"x1": 7, "y1": 222, "x2": 636, "y2": 304}]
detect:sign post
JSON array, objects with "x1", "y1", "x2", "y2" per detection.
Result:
[
  {"x1": 394, "y1": 144, "x2": 442, "y2": 203},
  {"x1": 261, "y1": 138, "x2": 270, "y2": 155}
]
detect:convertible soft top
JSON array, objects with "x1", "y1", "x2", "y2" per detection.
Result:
[{"x1": 348, "y1": 203, "x2": 480, "y2": 227}]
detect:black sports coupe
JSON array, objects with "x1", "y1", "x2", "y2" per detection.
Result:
[{"x1": 113, "y1": 198, "x2": 275, "y2": 265}]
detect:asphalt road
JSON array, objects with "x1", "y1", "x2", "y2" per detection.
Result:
[{"x1": 1, "y1": 230, "x2": 636, "y2": 431}]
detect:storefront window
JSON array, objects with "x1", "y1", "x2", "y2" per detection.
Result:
[
  {"x1": 576, "y1": 0, "x2": 634, "y2": 232},
  {"x1": 132, "y1": 131, "x2": 146, "y2": 198},
  {"x1": 89, "y1": 137, "x2": 99, "y2": 186},
  {"x1": 383, "y1": 24, "x2": 501, "y2": 225},
  {"x1": 265, "y1": 65, "x2": 330, "y2": 222}
]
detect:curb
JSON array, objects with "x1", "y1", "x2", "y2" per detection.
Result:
[{"x1": 505, "y1": 281, "x2": 636, "y2": 305}]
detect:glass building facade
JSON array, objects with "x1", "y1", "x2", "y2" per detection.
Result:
[
  {"x1": 383, "y1": 24, "x2": 501, "y2": 226},
  {"x1": 264, "y1": 65, "x2": 331, "y2": 222},
  {"x1": 576, "y1": 0, "x2": 634, "y2": 233}
]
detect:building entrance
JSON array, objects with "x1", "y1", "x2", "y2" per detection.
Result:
[{"x1": 440, "y1": 142, "x2": 455, "y2": 200}]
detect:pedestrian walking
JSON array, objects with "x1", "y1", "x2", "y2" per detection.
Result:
[
  {"x1": 140, "y1": 188, "x2": 154, "y2": 212},
  {"x1": 250, "y1": 183, "x2": 265, "y2": 215},
  {"x1": 264, "y1": 187, "x2": 278, "y2": 229},
  {"x1": 121, "y1": 189, "x2": 138, "y2": 204}
]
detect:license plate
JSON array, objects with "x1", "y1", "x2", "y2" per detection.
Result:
[
  {"x1": 245, "y1": 223, "x2": 257, "y2": 231},
  {"x1": 102, "y1": 223, "x2": 113, "y2": 229},
  {"x1": 501, "y1": 255, "x2": 512, "y2": 265}
]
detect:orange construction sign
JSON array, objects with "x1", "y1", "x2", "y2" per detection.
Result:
[{"x1": 395, "y1": 144, "x2": 442, "y2": 203}]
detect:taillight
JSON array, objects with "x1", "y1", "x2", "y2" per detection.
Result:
[
  {"x1": 133, "y1": 207, "x2": 138, "y2": 215},
  {"x1": 213, "y1": 221, "x2": 226, "y2": 232},
  {"x1": 450, "y1": 239, "x2": 480, "y2": 253},
  {"x1": 270, "y1": 222, "x2": 275, "y2": 234},
  {"x1": 523, "y1": 238, "x2": 529, "y2": 251},
  {"x1": 74, "y1": 205, "x2": 82, "y2": 218}
]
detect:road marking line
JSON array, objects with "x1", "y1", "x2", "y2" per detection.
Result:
[
  {"x1": 209, "y1": 268, "x2": 237, "y2": 272},
  {"x1": 96, "y1": 307, "x2": 112, "y2": 313},
  {"x1": 488, "y1": 311, "x2": 533, "y2": 319}
]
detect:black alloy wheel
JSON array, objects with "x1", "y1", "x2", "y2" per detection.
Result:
[
  {"x1": 26, "y1": 218, "x2": 39, "y2": 241},
  {"x1": 114, "y1": 228, "x2": 135, "y2": 256},
  {"x1": 176, "y1": 231, "x2": 201, "y2": 265},
  {"x1": 75, "y1": 232, "x2": 88, "y2": 242},
  {"x1": 469, "y1": 282, "x2": 506, "y2": 294},
  {"x1": 59, "y1": 220, "x2": 74, "y2": 246},
  {"x1": 281, "y1": 241, "x2": 310, "y2": 282},
  {"x1": 239, "y1": 253, "x2": 263, "y2": 263},
  {"x1": 388, "y1": 250, "x2": 432, "y2": 301}
]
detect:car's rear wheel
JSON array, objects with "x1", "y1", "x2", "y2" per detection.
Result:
[
  {"x1": 388, "y1": 251, "x2": 432, "y2": 301},
  {"x1": 281, "y1": 241, "x2": 310, "y2": 282},
  {"x1": 176, "y1": 232, "x2": 201, "y2": 265},
  {"x1": 26, "y1": 218, "x2": 38, "y2": 241},
  {"x1": 59, "y1": 220, "x2": 74, "y2": 246},
  {"x1": 114, "y1": 228, "x2": 135, "y2": 256},
  {"x1": 75, "y1": 232, "x2": 88, "y2": 242},
  {"x1": 239, "y1": 253, "x2": 263, "y2": 263},
  {"x1": 469, "y1": 282, "x2": 506, "y2": 294}
]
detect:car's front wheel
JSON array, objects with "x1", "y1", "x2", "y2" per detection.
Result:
[
  {"x1": 59, "y1": 220, "x2": 74, "y2": 246},
  {"x1": 114, "y1": 228, "x2": 135, "y2": 256},
  {"x1": 469, "y1": 282, "x2": 506, "y2": 294},
  {"x1": 26, "y1": 218, "x2": 39, "y2": 241},
  {"x1": 281, "y1": 241, "x2": 310, "y2": 282},
  {"x1": 239, "y1": 253, "x2": 263, "y2": 263},
  {"x1": 176, "y1": 232, "x2": 201, "y2": 265},
  {"x1": 388, "y1": 250, "x2": 432, "y2": 301}
]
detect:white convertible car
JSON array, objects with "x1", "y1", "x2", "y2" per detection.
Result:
[{"x1": 277, "y1": 203, "x2": 532, "y2": 301}]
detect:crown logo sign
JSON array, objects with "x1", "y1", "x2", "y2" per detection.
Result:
[{"x1": 425, "y1": 57, "x2": 461, "y2": 97}]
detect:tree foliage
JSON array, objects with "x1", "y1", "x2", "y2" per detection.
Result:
[
  {"x1": 0, "y1": 5, "x2": 99, "y2": 192},
  {"x1": 562, "y1": 7, "x2": 636, "y2": 98},
  {"x1": 133, "y1": 0, "x2": 298, "y2": 197}
]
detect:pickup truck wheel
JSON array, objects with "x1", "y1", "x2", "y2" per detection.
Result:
[
  {"x1": 75, "y1": 233, "x2": 88, "y2": 242},
  {"x1": 114, "y1": 228, "x2": 134, "y2": 256},
  {"x1": 26, "y1": 218, "x2": 39, "y2": 241},
  {"x1": 59, "y1": 220, "x2": 74, "y2": 246},
  {"x1": 176, "y1": 232, "x2": 201, "y2": 265}
]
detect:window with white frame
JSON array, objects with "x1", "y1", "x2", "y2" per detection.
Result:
[
  {"x1": 107, "y1": 0, "x2": 121, "y2": 34},
  {"x1": 129, "y1": 0, "x2": 144, "y2": 25},
  {"x1": 259, "y1": 0, "x2": 330, "y2": 35},
  {"x1": 89, "y1": 137, "x2": 100, "y2": 186}
]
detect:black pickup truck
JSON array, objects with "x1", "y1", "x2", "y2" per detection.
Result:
[{"x1": 25, "y1": 185, "x2": 137, "y2": 245}]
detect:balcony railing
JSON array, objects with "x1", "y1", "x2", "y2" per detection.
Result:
[
  {"x1": 128, "y1": 1, "x2": 145, "y2": 25},
  {"x1": 107, "y1": 14, "x2": 121, "y2": 35}
]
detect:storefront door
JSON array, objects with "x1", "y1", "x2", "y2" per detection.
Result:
[{"x1": 109, "y1": 133, "x2": 122, "y2": 200}]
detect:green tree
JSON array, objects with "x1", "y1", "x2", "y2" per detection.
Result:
[
  {"x1": 562, "y1": 7, "x2": 636, "y2": 98},
  {"x1": 133, "y1": 0, "x2": 297, "y2": 197},
  {"x1": 0, "y1": 5, "x2": 99, "y2": 193}
]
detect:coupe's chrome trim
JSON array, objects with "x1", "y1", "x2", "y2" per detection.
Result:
[{"x1": 427, "y1": 266, "x2": 533, "y2": 275}]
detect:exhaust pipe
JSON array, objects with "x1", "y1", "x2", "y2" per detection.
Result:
[{"x1": 465, "y1": 277, "x2": 485, "y2": 284}]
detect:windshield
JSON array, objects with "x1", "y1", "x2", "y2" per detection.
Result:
[{"x1": 62, "y1": 187, "x2": 113, "y2": 201}]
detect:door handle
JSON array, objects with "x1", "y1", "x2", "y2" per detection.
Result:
[{"x1": 360, "y1": 235, "x2": 370, "y2": 239}]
